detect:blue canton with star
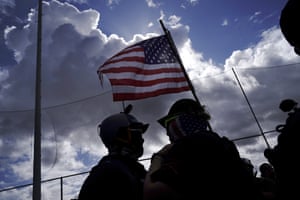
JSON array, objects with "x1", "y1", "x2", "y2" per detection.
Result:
[{"x1": 136, "y1": 36, "x2": 178, "y2": 64}]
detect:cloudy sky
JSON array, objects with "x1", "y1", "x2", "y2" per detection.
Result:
[{"x1": 1, "y1": 0, "x2": 300, "y2": 199}]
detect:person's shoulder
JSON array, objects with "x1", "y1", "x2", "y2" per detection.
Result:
[
  {"x1": 169, "y1": 131, "x2": 226, "y2": 158},
  {"x1": 104, "y1": 154, "x2": 146, "y2": 173},
  {"x1": 91, "y1": 155, "x2": 143, "y2": 179},
  {"x1": 91, "y1": 155, "x2": 126, "y2": 172},
  {"x1": 179, "y1": 131, "x2": 221, "y2": 141}
]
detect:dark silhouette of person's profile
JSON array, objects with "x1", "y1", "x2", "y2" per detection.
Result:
[{"x1": 280, "y1": 0, "x2": 300, "y2": 56}]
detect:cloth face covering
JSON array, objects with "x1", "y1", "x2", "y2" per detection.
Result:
[{"x1": 166, "y1": 113, "x2": 209, "y2": 142}]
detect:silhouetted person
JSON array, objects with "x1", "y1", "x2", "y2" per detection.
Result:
[
  {"x1": 143, "y1": 98, "x2": 262, "y2": 200},
  {"x1": 264, "y1": 98, "x2": 300, "y2": 200},
  {"x1": 78, "y1": 107, "x2": 149, "y2": 200},
  {"x1": 259, "y1": 163, "x2": 276, "y2": 182},
  {"x1": 256, "y1": 163, "x2": 278, "y2": 200},
  {"x1": 280, "y1": 0, "x2": 300, "y2": 56},
  {"x1": 241, "y1": 157, "x2": 257, "y2": 177}
]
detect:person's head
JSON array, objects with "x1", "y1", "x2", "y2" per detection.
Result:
[
  {"x1": 98, "y1": 112, "x2": 149, "y2": 159},
  {"x1": 158, "y1": 98, "x2": 210, "y2": 142},
  {"x1": 259, "y1": 163, "x2": 275, "y2": 179},
  {"x1": 279, "y1": 99, "x2": 298, "y2": 112},
  {"x1": 280, "y1": 0, "x2": 300, "y2": 56},
  {"x1": 241, "y1": 158, "x2": 256, "y2": 177}
]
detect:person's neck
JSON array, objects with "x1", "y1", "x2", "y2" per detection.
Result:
[{"x1": 109, "y1": 148, "x2": 139, "y2": 161}]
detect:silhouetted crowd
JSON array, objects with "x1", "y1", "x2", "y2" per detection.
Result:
[
  {"x1": 77, "y1": 1, "x2": 300, "y2": 199},
  {"x1": 77, "y1": 97, "x2": 299, "y2": 200}
]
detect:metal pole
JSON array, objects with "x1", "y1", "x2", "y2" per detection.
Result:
[
  {"x1": 159, "y1": 19, "x2": 212, "y2": 131},
  {"x1": 159, "y1": 20, "x2": 200, "y2": 104},
  {"x1": 33, "y1": 0, "x2": 43, "y2": 199},
  {"x1": 232, "y1": 68, "x2": 271, "y2": 148},
  {"x1": 60, "y1": 177, "x2": 63, "y2": 200}
]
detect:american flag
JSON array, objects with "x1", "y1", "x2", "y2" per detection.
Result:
[{"x1": 97, "y1": 35, "x2": 190, "y2": 101}]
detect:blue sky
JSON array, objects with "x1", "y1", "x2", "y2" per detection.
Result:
[
  {"x1": 1, "y1": 0, "x2": 300, "y2": 199},
  {"x1": 83, "y1": 0, "x2": 287, "y2": 63}
]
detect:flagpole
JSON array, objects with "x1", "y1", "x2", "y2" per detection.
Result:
[
  {"x1": 159, "y1": 20, "x2": 199, "y2": 103},
  {"x1": 33, "y1": 0, "x2": 43, "y2": 199},
  {"x1": 232, "y1": 68, "x2": 271, "y2": 149},
  {"x1": 159, "y1": 19, "x2": 212, "y2": 131}
]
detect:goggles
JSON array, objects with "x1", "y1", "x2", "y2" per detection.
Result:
[{"x1": 116, "y1": 123, "x2": 147, "y2": 144}]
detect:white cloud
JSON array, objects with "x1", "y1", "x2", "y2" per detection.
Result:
[
  {"x1": 0, "y1": 68, "x2": 9, "y2": 83},
  {"x1": 221, "y1": 19, "x2": 229, "y2": 26},
  {"x1": 145, "y1": 0, "x2": 158, "y2": 8},
  {"x1": 225, "y1": 27, "x2": 298, "y2": 69},
  {"x1": 168, "y1": 15, "x2": 181, "y2": 27},
  {"x1": 148, "y1": 22, "x2": 154, "y2": 28},
  {"x1": 187, "y1": 0, "x2": 199, "y2": 6},
  {"x1": 107, "y1": 0, "x2": 120, "y2": 8},
  {"x1": 65, "y1": 0, "x2": 88, "y2": 4},
  {"x1": 249, "y1": 11, "x2": 261, "y2": 23},
  {"x1": 0, "y1": 0, "x2": 15, "y2": 16}
]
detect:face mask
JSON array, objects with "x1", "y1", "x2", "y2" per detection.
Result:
[
  {"x1": 113, "y1": 125, "x2": 145, "y2": 159},
  {"x1": 166, "y1": 113, "x2": 209, "y2": 142}
]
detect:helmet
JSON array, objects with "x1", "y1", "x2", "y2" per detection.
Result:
[
  {"x1": 279, "y1": 99, "x2": 298, "y2": 112},
  {"x1": 280, "y1": 0, "x2": 300, "y2": 56},
  {"x1": 98, "y1": 113, "x2": 149, "y2": 149}
]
